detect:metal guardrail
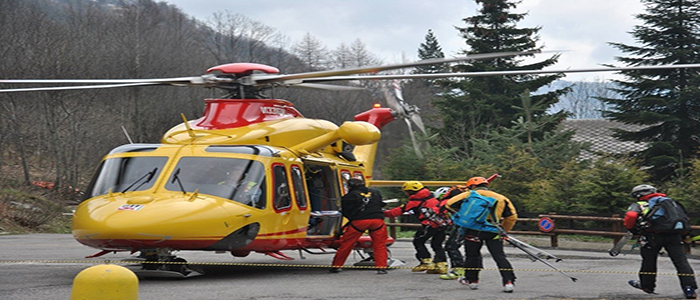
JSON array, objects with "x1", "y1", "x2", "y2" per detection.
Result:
[{"x1": 386, "y1": 214, "x2": 700, "y2": 248}]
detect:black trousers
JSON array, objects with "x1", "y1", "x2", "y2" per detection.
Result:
[
  {"x1": 444, "y1": 226, "x2": 465, "y2": 268},
  {"x1": 413, "y1": 225, "x2": 447, "y2": 263},
  {"x1": 639, "y1": 232, "x2": 697, "y2": 292},
  {"x1": 463, "y1": 228, "x2": 516, "y2": 285}
]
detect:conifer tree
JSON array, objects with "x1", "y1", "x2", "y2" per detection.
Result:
[
  {"x1": 433, "y1": 0, "x2": 568, "y2": 158},
  {"x1": 414, "y1": 29, "x2": 447, "y2": 75},
  {"x1": 603, "y1": 0, "x2": 700, "y2": 181}
]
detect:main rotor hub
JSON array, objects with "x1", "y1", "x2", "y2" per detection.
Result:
[
  {"x1": 206, "y1": 63, "x2": 280, "y2": 77},
  {"x1": 205, "y1": 63, "x2": 280, "y2": 98}
]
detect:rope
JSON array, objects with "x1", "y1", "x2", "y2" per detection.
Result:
[{"x1": 0, "y1": 259, "x2": 696, "y2": 277}]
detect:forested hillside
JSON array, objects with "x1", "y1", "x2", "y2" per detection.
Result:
[
  {"x1": 4, "y1": 0, "x2": 700, "y2": 231},
  {"x1": 0, "y1": 0, "x2": 414, "y2": 199}
]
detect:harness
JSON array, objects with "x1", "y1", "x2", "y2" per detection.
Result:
[
  {"x1": 409, "y1": 195, "x2": 434, "y2": 222},
  {"x1": 348, "y1": 221, "x2": 385, "y2": 233}
]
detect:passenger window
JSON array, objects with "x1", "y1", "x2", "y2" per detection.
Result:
[
  {"x1": 340, "y1": 170, "x2": 351, "y2": 195},
  {"x1": 273, "y1": 164, "x2": 291, "y2": 210},
  {"x1": 291, "y1": 165, "x2": 307, "y2": 209}
]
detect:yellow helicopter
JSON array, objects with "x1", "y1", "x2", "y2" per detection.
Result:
[{"x1": 2, "y1": 52, "x2": 700, "y2": 277}]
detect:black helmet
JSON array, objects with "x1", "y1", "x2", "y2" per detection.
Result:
[
  {"x1": 630, "y1": 184, "x2": 657, "y2": 198},
  {"x1": 348, "y1": 178, "x2": 365, "y2": 189}
]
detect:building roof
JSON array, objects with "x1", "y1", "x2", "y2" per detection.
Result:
[{"x1": 561, "y1": 119, "x2": 648, "y2": 159}]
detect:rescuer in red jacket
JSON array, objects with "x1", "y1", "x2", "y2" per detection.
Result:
[
  {"x1": 383, "y1": 181, "x2": 447, "y2": 274},
  {"x1": 330, "y1": 178, "x2": 389, "y2": 274}
]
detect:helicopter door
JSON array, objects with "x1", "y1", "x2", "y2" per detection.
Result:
[{"x1": 305, "y1": 164, "x2": 342, "y2": 237}]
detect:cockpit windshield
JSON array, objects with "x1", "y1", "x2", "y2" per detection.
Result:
[
  {"x1": 164, "y1": 157, "x2": 267, "y2": 209},
  {"x1": 83, "y1": 156, "x2": 168, "y2": 199}
]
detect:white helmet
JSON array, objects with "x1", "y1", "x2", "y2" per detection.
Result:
[
  {"x1": 433, "y1": 186, "x2": 451, "y2": 200},
  {"x1": 630, "y1": 184, "x2": 657, "y2": 198}
]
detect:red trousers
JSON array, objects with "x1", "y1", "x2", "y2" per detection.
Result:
[{"x1": 331, "y1": 219, "x2": 388, "y2": 268}]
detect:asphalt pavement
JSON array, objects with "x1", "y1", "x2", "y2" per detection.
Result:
[{"x1": 1, "y1": 233, "x2": 699, "y2": 299}]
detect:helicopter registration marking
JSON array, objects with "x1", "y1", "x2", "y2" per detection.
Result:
[
  {"x1": 117, "y1": 204, "x2": 144, "y2": 211},
  {"x1": 260, "y1": 106, "x2": 287, "y2": 115}
]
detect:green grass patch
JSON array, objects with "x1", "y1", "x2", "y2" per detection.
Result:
[
  {"x1": 558, "y1": 234, "x2": 613, "y2": 243},
  {"x1": 393, "y1": 228, "x2": 416, "y2": 239}
]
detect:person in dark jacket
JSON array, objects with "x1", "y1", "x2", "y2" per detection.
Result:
[
  {"x1": 624, "y1": 184, "x2": 697, "y2": 299},
  {"x1": 384, "y1": 181, "x2": 448, "y2": 274},
  {"x1": 330, "y1": 178, "x2": 389, "y2": 274},
  {"x1": 437, "y1": 185, "x2": 468, "y2": 280}
]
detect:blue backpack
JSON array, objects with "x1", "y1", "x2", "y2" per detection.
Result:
[{"x1": 452, "y1": 190, "x2": 498, "y2": 232}]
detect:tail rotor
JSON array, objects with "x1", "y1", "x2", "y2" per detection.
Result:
[{"x1": 382, "y1": 80, "x2": 426, "y2": 157}]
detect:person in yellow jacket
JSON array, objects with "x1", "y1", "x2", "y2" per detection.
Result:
[{"x1": 443, "y1": 176, "x2": 518, "y2": 293}]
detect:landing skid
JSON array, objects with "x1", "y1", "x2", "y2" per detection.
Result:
[
  {"x1": 127, "y1": 267, "x2": 204, "y2": 278},
  {"x1": 124, "y1": 249, "x2": 204, "y2": 278}
]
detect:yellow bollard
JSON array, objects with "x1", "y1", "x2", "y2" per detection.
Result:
[{"x1": 71, "y1": 264, "x2": 138, "y2": 300}]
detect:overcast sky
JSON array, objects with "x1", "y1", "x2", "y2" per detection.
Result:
[{"x1": 162, "y1": 0, "x2": 646, "y2": 81}]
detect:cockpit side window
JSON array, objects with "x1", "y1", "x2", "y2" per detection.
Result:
[{"x1": 164, "y1": 157, "x2": 266, "y2": 209}]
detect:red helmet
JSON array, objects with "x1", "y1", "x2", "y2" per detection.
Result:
[{"x1": 466, "y1": 177, "x2": 489, "y2": 188}]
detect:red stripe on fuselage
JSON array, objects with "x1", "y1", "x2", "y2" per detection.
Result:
[
  {"x1": 76, "y1": 227, "x2": 311, "y2": 251},
  {"x1": 256, "y1": 227, "x2": 307, "y2": 237}
]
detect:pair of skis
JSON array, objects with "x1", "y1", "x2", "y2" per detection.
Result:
[
  {"x1": 497, "y1": 226, "x2": 578, "y2": 282},
  {"x1": 609, "y1": 231, "x2": 635, "y2": 257}
]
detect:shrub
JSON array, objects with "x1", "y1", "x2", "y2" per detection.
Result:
[{"x1": 0, "y1": 187, "x2": 64, "y2": 229}]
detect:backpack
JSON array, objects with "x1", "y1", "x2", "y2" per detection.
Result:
[
  {"x1": 441, "y1": 185, "x2": 468, "y2": 201},
  {"x1": 452, "y1": 190, "x2": 498, "y2": 232},
  {"x1": 643, "y1": 196, "x2": 691, "y2": 234},
  {"x1": 419, "y1": 206, "x2": 450, "y2": 227}
]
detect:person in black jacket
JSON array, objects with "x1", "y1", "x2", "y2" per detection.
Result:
[
  {"x1": 624, "y1": 184, "x2": 697, "y2": 299},
  {"x1": 330, "y1": 178, "x2": 389, "y2": 274}
]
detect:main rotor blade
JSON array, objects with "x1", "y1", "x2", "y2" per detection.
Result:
[
  {"x1": 289, "y1": 83, "x2": 365, "y2": 91},
  {"x1": 0, "y1": 82, "x2": 161, "y2": 93},
  {"x1": 0, "y1": 76, "x2": 209, "y2": 85},
  {"x1": 300, "y1": 63, "x2": 700, "y2": 82},
  {"x1": 254, "y1": 50, "x2": 541, "y2": 85}
]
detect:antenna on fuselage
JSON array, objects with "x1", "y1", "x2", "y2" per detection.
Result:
[
  {"x1": 120, "y1": 125, "x2": 134, "y2": 144},
  {"x1": 180, "y1": 113, "x2": 196, "y2": 139}
]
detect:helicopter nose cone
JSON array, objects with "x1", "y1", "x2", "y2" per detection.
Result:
[{"x1": 72, "y1": 194, "x2": 254, "y2": 250}]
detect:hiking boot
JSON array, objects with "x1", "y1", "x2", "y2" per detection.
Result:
[
  {"x1": 628, "y1": 280, "x2": 654, "y2": 294},
  {"x1": 412, "y1": 258, "x2": 434, "y2": 272},
  {"x1": 684, "y1": 286, "x2": 697, "y2": 299},
  {"x1": 329, "y1": 268, "x2": 342, "y2": 273},
  {"x1": 458, "y1": 277, "x2": 479, "y2": 290},
  {"x1": 440, "y1": 270, "x2": 460, "y2": 280},
  {"x1": 503, "y1": 281, "x2": 515, "y2": 293},
  {"x1": 377, "y1": 269, "x2": 388, "y2": 275},
  {"x1": 427, "y1": 262, "x2": 448, "y2": 274}
]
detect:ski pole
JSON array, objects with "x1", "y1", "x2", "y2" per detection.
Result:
[
  {"x1": 506, "y1": 235, "x2": 561, "y2": 262},
  {"x1": 497, "y1": 226, "x2": 578, "y2": 282},
  {"x1": 505, "y1": 236, "x2": 578, "y2": 282}
]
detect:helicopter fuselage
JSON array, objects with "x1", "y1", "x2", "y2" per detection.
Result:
[{"x1": 72, "y1": 98, "x2": 394, "y2": 257}]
